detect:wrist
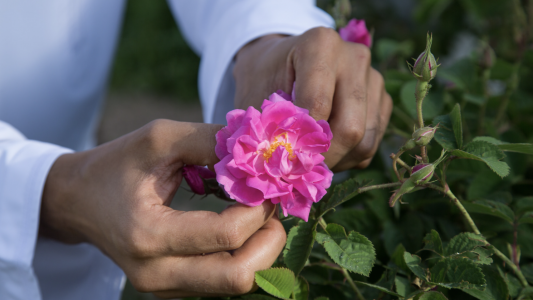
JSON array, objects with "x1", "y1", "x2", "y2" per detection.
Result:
[{"x1": 40, "y1": 152, "x2": 88, "y2": 244}]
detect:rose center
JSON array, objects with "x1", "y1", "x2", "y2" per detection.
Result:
[{"x1": 262, "y1": 132, "x2": 296, "y2": 163}]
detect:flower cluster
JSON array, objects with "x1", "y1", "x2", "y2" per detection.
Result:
[{"x1": 214, "y1": 92, "x2": 333, "y2": 221}]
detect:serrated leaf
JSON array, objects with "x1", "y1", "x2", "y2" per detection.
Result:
[
  {"x1": 450, "y1": 104, "x2": 463, "y2": 149},
  {"x1": 462, "y1": 265, "x2": 509, "y2": 300},
  {"x1": 445, "y1": 233, "x2": 487, "y2": 256},
  {"x1": 255, "y1": 268, "x2": 295, "y2": 299},
  {"x1": 430, "y1": 257, "x2": 486, "y2": 290},
  {"x1": 391, "y1": 244, "x2": 410, "y2": 274},
  {"x1": 433, "y1": 114, "x2": 458, "y2": 149},
  {"x1": 515, "y1": 197, "x2": 533, "y2": 216},
  {"x1": 352, "y1": 280, "x2": 404, "y2": 298},
  {"x1": 292, "y1": 276, "x2": 309, "y2": 300},
  {"x1": 316, "y1": 179, "x2": 370, "y2": 218},
  {"x1": 451, "y1": 141, "x2": 509, "y2": 177},
  {"x1": 461, "y1": 199, "x2": 515, "y2": 223},
  {"x1": 501, "y1": 271, "x2": 522, "y2": 298},
  {"x1": 403, "y1": 252, "x2": 427, "y2": 280},
  {"x1": 315, "y1": 224, "x2": 375, "y2": 276},
  {"x1": 416, "y1": 291, "x2": 448, "y2": 300},
  {"x1": 473, "y1": 137, "x2": 533, "y2": 155},
  {"x1": 283, "y1": 220, "x2": 317, "y2": 276},
  {"x1": 422, "y1": 230, "x2": 444, "y2": 255}
]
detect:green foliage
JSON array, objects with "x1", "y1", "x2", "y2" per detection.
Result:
[
  {"x1": 292, "y1": 276, "x2": 309, "y2": 300},
  {"x1": 450, "y1": 104, "x2": 463, "y2": 149},
  {"x1": 423, "y1": 229, "x2": 444, "y2": 255},
  {"x1": 430, "y1": 257, "x2": 486, "y2": 290},
  {"x1": 255, "y1": 268, "x2": 296, "y2": 299},
  {"x1": 433, "y1": 114, "x2": 458, "y2": 149},
  {"x1": 462, "y1": 265, "x2": 509, "y2": 300},
  {"x1": 451, "y1": 141, "x2": 510, "y2": 177},
  {"x1": 416, "y1": 291, "x2": 449, "y2": 300},
  {"x1": 283, "y1": 220, "x2": 317, "y2": 276},
  {"x1": 315, "y1": 224, "x2": 376, "y2": 276},
  {"x1": 461, "y1": 199, "x2": 515, "y2": 223}
]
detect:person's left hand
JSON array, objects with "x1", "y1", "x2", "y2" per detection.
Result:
[{"x1": 233, "y1": 28, "x2": 392, "y2": 172}]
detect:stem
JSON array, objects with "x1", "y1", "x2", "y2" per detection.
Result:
[
  {"x1": 426, "y1": 184, "x2": 530, "y2": 287},
  {"x1": 392, "y1": 150, "x2": 405, "y2": 181},
  {"x1": 358, "y1": 181, "x2": 402, "y2": 193},
  {"x1": 341, "y1": 267, "x2": 366, "y2": 300},
  {"x1": 415, "y1": 80, "x2": 430, "y2": 163},
  {"x1": 318, "y1": 217, "x2": 365, "y2": 299}
]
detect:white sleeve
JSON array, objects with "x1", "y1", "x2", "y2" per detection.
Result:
[
  {"x1": 167, "y1": 0, "x2": 334, "y2": 124},
  {"x1": 0, "y1": 121, "x2": 72, "y2": 299}
]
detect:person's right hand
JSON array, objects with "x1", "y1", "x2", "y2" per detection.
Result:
[{"x1": 40, "y1": 120, "x2": 287, "y2": 298}]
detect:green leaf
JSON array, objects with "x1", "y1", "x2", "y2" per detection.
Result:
[
  {"x1": 255, "y1": 268, "x2": 295, "y2": 299},
  {"x1": 315, "y1": 224, "x2": 376, "y2": 276},
  {"x1": 283, "y1": 220, "x2": 317, "y2": 276},
  {"x1": 463, "y1": 93, "x2": 486, "y2": 105},
  {"x1": 395, "y1": 275, "x2": 415, "y2": 297},
  {"x1": 240, "y1": 295, "x2": 279, "y2": 300},
  {"x1": 450, "y1": 103, "x2": 463, "y2": 149},
  {"x1": 403, "y1": 252, "x2": 427, "y2": 280},
  {"x1": 292, "y1": 276, "x2": 309, "y2": 300},
  {"x1": 316, "y1": 178, "x2": 370, "y2": 218},
  {"x1": 445, "y1": 233, "x2": 487, "y2": 256},
  {"x1": 430, "y1": 257, "x2": 486, "y2": 290},
  {"x1": 514, "y1": 197, "x2": 533, "y2": 216},
  {"x1": 400, "y1": 80, "x2": 444, "y2": 120},
  {"x1": 518, "y1": 286, "x2": 533, "y2": 300},
  {"x1": 461, "y1": 199, "x2": 515, "y2": 223},
  {"x1": 391, "y1": 244, "x2": 410, "y2": 274},
  {"x1": 519, "y1": 212, "x2": 533, "y2": 225},
  {"x1": 462, "y1": 265, "x2": 509, "y2": 300},
  {"x1": 451, "y1": 141, "x2": 509, "y2": 177},
  {"x1": 416, "y1": 291, "x2": 448, "y2": 300},
  {"x1": 473, "y1": 136, "x2": 533, "y2": 155},
  {"x1": 422, "y1": 230, "x2": 444, "y2": 255},
  {"x1": 501, "y1": 271, "x2": 522, "y2": 298},
  {"x1": 353, "y1": 280, "x2": 404, "y2": 298},
  {"x1": 432, "y1": 114, "x2": 458, "y2": 149},
  {"x1": 522, "y1": 263, "x2": 533, "y2": 284}
]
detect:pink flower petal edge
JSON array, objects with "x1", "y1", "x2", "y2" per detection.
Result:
[
  {"x1": 339, "y1": 18, "x2": 372, "y2": 47},
  {"x1": 183, "y1": 165, "x2": 216, "y2": 195}
]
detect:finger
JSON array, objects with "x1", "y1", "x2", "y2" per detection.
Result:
[
  {"x1": 333, "y1": 70, "x2": 392, "y2": 171},
  {"x1": 325, "y1": 43, "x2": 371, "y2": 169},
  {"x1": 137, "y1": 216, "x2": 286, "y2": 298},
  {"x1": 154, "y1": 201, "x2": 276, "y2": 255},
  {"x1": 291, "y1": 28, "x2": 338, "y2": 121},
  {"x1": 139, "y1": 120, "x2": 223, "y2": 168}
]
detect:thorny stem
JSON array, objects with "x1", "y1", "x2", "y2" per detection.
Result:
[
  {"x1": 426, "y1": 183, "x2": 530, "y2": 287},
  {"x1": 318, "y1": 217, "x2": 366, "y2": 300},
  {"x1": 358, "y1": 182, "x2": 402, "y2": 193}
]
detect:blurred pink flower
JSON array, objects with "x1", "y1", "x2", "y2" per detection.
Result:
[
  {"x1": 339, "y1": 18, "x2": 371, "y2": 47},
  {"x1": 183, "y1": 165, "x2": 216, "y2": 195},
  {"x1": 214, "y1": 92, "x2": 333, "y2": 221}
]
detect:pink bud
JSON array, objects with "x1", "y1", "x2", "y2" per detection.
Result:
[
  {"x1": 183, "y1": 165, "x2": 216, "y2": 195},
  {"x1": 339, "y1": 19, "x2": 372, "y2": 47}
]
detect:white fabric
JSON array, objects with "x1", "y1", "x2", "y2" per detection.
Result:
[{"x1": 0, "y1": 1, "x2": 333, "y2": 299}]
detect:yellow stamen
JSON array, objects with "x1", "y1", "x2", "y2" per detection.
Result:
[{"x1": 262, "y1": 132, "x2": 296, "y2": 163}]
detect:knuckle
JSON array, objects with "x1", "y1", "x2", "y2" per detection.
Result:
[
  {"x1": 306, "y1": 27, "x2": 340, "y2": 46},
  {"x1": 354, "y1": 44, "x2": 371, "y2": 65},
  {"x1": 219, "y1": 221, "x2": 246, "y2": 250},
  {"x1": 122, "y1": 230, "x2": 155, "y2": 259},
  {"x1": 227, "y1": 266, "x2": 255, "y2": 295},
  {"x1": 337, "y1": 120, "x2": 365, "y2": 148}
]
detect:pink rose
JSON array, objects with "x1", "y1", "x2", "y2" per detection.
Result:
[
  {"x1": 339, "y1": 18, "x2": 372, "y2": 47},
  {"x1": 183, "y1": 165, "x2": 216, "y2": 195},
  {"x1": 214, "y1": 93, "x2": 333, "y2": 221}
]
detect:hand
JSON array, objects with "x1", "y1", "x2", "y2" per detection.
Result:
[
  {"x1": 234, "y1": 27, "x2": 393, "y2": 172},
  {"x1": 40, "y1": 120, "x2": 286, "y2": 298}
]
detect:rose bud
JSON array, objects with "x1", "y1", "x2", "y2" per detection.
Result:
[
  {"x1": 410, "y1": 33, "x2": 438, "y2": 82},
  {"x1": 183, "y1": 165, "x2": 216, "y2": 195},
  {"x1": 339, "y1": 18, "x2": 372, "y2": 47},
  {"x1": 412, "y1": 125, "x2": 438, "y2": 146}
]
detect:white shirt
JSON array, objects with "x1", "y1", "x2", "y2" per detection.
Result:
[{"x1": 0, "y1": 1, "x2": 333, "y2": 299}]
